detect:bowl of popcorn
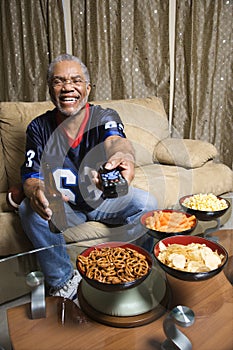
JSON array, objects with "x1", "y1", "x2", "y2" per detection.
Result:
[
  {"x1": 153, "y1": 235, "x2": 228, "y2": 281},
  {"x1": 76, "y1": 242, "x2": 153, "y2": 292},
  {"x1": 179, "y1": 193, "x2": 230, "y2": 221},
  {"x1": 140, "y1": 209, "x2": 197, "y2": 240}
]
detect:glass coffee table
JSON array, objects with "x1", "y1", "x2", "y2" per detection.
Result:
[
  {"x1": 1, "y1": 229, "x2": 233, "y2": 350},
  {"x1": 1, "y1": 244, "x2": 168, "y2": 312},
  {"x1": 0, "y1": 222, "x2": 153, "y2": 305}
]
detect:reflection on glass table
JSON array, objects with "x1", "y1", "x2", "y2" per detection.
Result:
[
  {"x1": 3, "y1": 230, "x2": 233, "y2": 350},
  {"x1": 0, "y1": 241, "x2": 172, "y2": 350},
  {"x1": 0, "y1": 220, "x2": 152, "y2": 306}
]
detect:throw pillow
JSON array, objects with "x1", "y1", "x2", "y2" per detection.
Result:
[{"x1": 153, "y1": 138, "x2": 218, "y2": 168}]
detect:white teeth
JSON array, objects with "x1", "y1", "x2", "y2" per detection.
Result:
[{"x1": 63, "y1": 98, "x2": 76, "y2": 102}]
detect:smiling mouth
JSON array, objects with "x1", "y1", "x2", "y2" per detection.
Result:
[{"x1": 60, "y1": 97, "x2": 80, "y2": 102}]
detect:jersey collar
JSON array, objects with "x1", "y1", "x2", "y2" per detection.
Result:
[{"x1": 56, "y1": 103, "x2": 90, "y2": 148}]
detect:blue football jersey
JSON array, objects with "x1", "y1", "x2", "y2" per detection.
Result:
[{"x1": 21, "y1": 103, "x2": 126, "y2": 211}]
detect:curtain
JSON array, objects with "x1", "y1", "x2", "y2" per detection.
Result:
[
  {"x1": 173, "y1": 0, "x2": 233, "y2": 168},
  {"x1": 0, "y1": 0, "x2": 66, "y2": 101},
  {"x1": 71, "y1": 0, "x2": 170, "y2": 111}
]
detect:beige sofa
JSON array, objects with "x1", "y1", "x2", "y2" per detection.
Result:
[{"x1": 0, "y1": 96, "x2": 232, "y2": 256}]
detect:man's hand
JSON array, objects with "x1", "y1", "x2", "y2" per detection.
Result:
[
  {"x1": 23, "y1": 178, "x2": 52, "y2": 220},
  {"x1": 23, "y1": 178, "x2": 68, "y2": 220},
  {"x1": 104, "y1": 155, "x2": 134, "y2": 184},
  {"x1": 103, "y1": 136, "x2": 135, "y2": 184}
]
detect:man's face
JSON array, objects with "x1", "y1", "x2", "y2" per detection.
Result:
[{"x1": 49, "y1": 60, "x2": 91, "y2": 118}]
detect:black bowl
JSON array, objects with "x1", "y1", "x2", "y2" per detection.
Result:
[
  {"x1": 76, "y1": 242, "x2": 153, "y2": 292},
  {"x1": 179, "y1": 195, "x2": 230, "y2": 221},
  {"x1": 153, "y1": 235, "x2": 228, "y2": 281},
  {"x1": 140, "y1": 209, "x2": 197, "y2": 240}
]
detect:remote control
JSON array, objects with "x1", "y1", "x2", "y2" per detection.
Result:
[{"x1": 99, "y1": 164, "x2": 128, "y2": 198}]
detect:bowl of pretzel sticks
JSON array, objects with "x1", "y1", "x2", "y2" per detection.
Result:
[
  {"x1": 153, "y1": 235, "x2": 228, "y2": 281},
  {"x1": 76, "y1": 242, "x2": 153, "y2": 292},
  {"x1": 140, "y1": 209, "x2": 197, "y2": 240}
]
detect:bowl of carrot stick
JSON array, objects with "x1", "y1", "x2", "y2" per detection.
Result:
[{"x1": 140, "y1": 209, "x2": 197, "y2": 240}]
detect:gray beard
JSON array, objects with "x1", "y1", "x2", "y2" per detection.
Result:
[{"x1": 55, "y1": 95, "x2": 88, "y2": 118}]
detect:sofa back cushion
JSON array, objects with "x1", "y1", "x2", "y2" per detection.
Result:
[
  {"x1": 0, "y1": 101, "x2": 54, "y2": 188},
  {"x1": 0, "y1": 142, "x2": 8, "y2": 192},
  {"x1": 92, "y1": 97, "x2": 169, "y2": 166},
  {"x1": 0, "y1": 96, "x2": 168, "y2": 188}
]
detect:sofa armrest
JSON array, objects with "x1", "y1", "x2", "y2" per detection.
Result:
[{"x1": 153, "y1": 138, "x2": 218, "y2": 168}]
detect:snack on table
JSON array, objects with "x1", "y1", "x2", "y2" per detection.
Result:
[
  {"x1": 145, "y1": 210, "x2": 196, "y2": 232},
  {"x1": 77, "y1": 246, "x2": 150, "y2": 284},
  {"x1": 158, "y1": 241, "x2": 224, "y2": 272},
  {"x1": 182, "y1": 193, "x2": 228, "y2": 211}
]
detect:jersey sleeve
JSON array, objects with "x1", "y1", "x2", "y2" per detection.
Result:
[
  {"x1": 20, "y1": 121, "x2": 44, "y2": 183},
  {"x1": 102, "y1": 108, "x2": 126, "y2": 140},
  {"x1": 91, "y1": 105, "x2": 126, "y2": 141},
  {"x1": 103, "y1": 118, "x2": 125, "y2": 140},
  {"x1": 21, "y1": 110, "x2": 58, "y2": 183}
]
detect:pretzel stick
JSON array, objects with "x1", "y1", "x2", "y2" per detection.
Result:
[{"x1": 78, "y1": 247, "x2": 149, "y2": 284}]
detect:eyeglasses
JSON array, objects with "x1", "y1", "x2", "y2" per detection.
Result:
[{"x1": 51, "y1": 76, "x2": 88, "y2": 87}]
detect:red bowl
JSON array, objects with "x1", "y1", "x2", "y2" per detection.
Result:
[
  {"x1": 153, "y1": 235, "x2": 228, "y2": 281},
  {"x1": 179, "y1": 195, "x2": 230, "y2": 221},
  {"x1": 76, "y1": 242, "x2": 153, "y2": 292},
  {"x1": 140, "y1": 209, "x2": 197, "y2": 240}
]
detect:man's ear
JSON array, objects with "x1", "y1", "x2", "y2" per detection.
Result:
[{"x1": 86, "y1": 83, "x2": 91, "y2": 96}]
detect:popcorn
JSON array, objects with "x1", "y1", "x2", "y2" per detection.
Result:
[{"x1": 182, "y1": 193, "x2": 228, "y2": 211}]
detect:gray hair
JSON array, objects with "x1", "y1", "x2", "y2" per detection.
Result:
[{"x1": 47, "y1": 54, "x2": 90, "y2": 85}]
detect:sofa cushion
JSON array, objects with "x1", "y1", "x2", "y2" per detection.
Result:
[
  {"x1": 153, "y1": 138, "x2": 218, "y2": 168},
  {"x1": 63, "y1": 221, "x2": 129, "y2": 246},
  {"x1": 93, "y1": 97, "x2": 169, "y2": 166},
  {"x1": 0, "y1": 101, "x2": 54, "y2": 187},
  {"x1": 0, "y1": 140, "x2": 8, "y2": 192},
  {"x1": 0, "y1": 212, "x2": 33, "y2": 255},
  {"x1": 0, "y1": 192, "x2": 14, "y2": 212},
  {"x1": 132, "y1": 161, "x2": 233, "y2": 209},
  {"x1": 94, "y1": 96, "x2": 167, "y2": 117},
  {"x1": 191, "y1": 161, "x2": 233, "y2": 195},
  {"x1": 132, "y1": 163, "x2": 194, "y2": 209}
]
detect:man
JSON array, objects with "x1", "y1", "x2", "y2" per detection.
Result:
[{"x1": 19, "y1": 54, "x2": 157, "y2": 301}]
